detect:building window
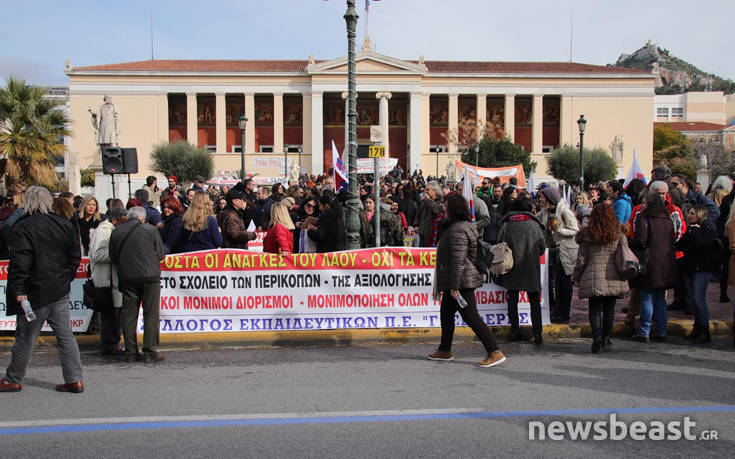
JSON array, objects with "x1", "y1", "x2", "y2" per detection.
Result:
[
  {"x1": 656, "y1": 107, "x2": 669, "y2": 119},
  {"x1": 671, "y1": 107, "x2": 684, "y2": 119}
]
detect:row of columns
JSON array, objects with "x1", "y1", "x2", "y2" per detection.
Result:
[{"x1": 181, "y1": 91, "x2": 566, "y2": 173}]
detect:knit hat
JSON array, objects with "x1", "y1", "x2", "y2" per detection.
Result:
[
  {"x1": 539, "y1": 186, "x2": 561, "y2": 205},
  {"x1": 167, "y1": 175, "x2": 178, "y2": 183},
  {"x1": 282, "y1": 196, "x2": 296, "y2": 209}
]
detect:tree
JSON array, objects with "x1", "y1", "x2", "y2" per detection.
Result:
[
  {"x1": 653, "y1": 124, "x2": 697, "y2": 179},
  {"x1": 694, "y1": 142, "x2": 735, "y2": 180},
  {"x1": 150, "y1": 141, "x2": 214, "y2": 184},
  {"x1": 80, "y1": 167, "x2": 95, "y2": 187},
  {"x1": 0, "y1": 77, "x2": 69, "y2": 197},
  {"x1": 546, "y1": 145, "x2": 617, "y2": 185}
]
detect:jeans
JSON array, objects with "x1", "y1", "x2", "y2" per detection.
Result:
[
  {"x1": 684, "y1": 271, "x2": 711, "y2": 331},
  {"x1": 638, "y1": 288, "x2": 667, "y2": 337},
  {"x1": 438, "y1": 289, "x2": 499, "y2": 354},
  {"x1": 5, "y1": 295, "x2": 83, "y2": 384},
  {"x1": 507, "y1": 290, "x2": 542, "y2": 336}
]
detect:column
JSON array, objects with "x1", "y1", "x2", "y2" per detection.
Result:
[
  {"x1": 559, "y1": 95, "x2": 573, "y2": 147},
  {"x1": 215, "y1": 92, "x2": 226, "y2": 153},
  {"x1": 376, "y1": 91, "x2": 392, "y2": 157},
  {"x1": 186, "y1": 93, "x2": 197, "y2": 144},
  {"x1": 302, "y1": 93, "x2": 312, "y2": 158},
  {"x1": 409, "y1": 92, "x2": 423, "y2": 173},
  {"x1": 476, "y1": 94, "x2": 487, "y2": 139},
  {"x1": 504, "y1": 94, "x2": 515, "y2": 142},
  {"x1": 422, "y1": 92, "x2": 431, "y2": 174},
  {"x1": 311, "y1": 92, "x2": 324, "y2": 173},
  {"x1": 532, "y1": 94, "x2": 543, "y2": 153},
  {"x1": 448, "y1": 93, "x2": 458, "y2": 153},
  {"x1": 273, "y1": 92, "x2": 284, "y2": 153},
  {"x1": 244, "y1": 93, "x2": 255, "y2": 153},
  {"x1": 157, "y1": 93, "x2": 169, "y2": 143}
]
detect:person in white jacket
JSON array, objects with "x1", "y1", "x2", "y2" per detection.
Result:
[{"x1": 89, "y1": 204, "x2": 127, "y2": 356}]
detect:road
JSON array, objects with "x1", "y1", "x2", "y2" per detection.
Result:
[{"x1": 0, "y1": 337, "x2": 733, "y2": 458}]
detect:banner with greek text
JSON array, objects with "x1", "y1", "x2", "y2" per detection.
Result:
[
  {"x1": 154, "y1": 248, "x2": 549, "y2": 333},
  {"x1": 0, "y1": 259, "x2": 94, "y2": 332}
]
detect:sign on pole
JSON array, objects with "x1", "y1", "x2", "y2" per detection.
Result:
[{"x1": 368, "y1": 146, "x2": 386, "y2": 158}]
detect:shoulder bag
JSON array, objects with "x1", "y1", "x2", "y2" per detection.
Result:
[
  {"x1": 489, "y1": 222, "x2": 514, "y2": 277},
  {"x1": 614, "y1": 236, "x2": 640, "y2": 281}
]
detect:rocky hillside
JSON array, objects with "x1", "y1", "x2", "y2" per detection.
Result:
[{"x1": 614, "y1": 41, "x2": 735, "y2": 94}]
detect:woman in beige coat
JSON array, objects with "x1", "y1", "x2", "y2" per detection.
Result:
[{"x1": 573, "y1": 203, "x2": 630, "y2": 353}]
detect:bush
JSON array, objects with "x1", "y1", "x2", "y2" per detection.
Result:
[
  {"x1": 80, "y1": 168, "x2": 95, "y2": 187},
  {"x1": 546, "y1": 145, "x2": 617, "y2": 185},
  {"x1": 461, "y1": 136, "x2": 536, "y2": 176},
  {"x1": 150, "y1": 141, "x2": 214, "y2": 184}
]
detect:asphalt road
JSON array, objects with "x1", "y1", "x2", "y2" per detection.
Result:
[{"x1": 1, "y1": 337, "x2": 734, "y2": 458}]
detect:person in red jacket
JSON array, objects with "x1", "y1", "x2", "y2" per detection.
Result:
[{"x1": 263, "y1": 202, "x2": 295, "y2": 255}]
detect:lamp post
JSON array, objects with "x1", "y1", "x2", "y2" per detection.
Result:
[
  {"x1": 238, "y1": 115, "x2": 248, "y2": 182},
  {"x1": 577, "y1": 114, "x2": 586, "y2": 188},
  {"x1": 298, "y1": 145, "x2": 302, "y2": 180},
  {"x1": 474, "y1": 143, "x2": 480, "y2": 167},
  {"x1": 344, "y1": 1, "x2": 361, "y2": 249},
  {"x1": 284, "y1": 147, "x2": 288, "y2": 180}
]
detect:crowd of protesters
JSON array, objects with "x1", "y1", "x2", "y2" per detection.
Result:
[{"x1": 2, "y1": 163, "x2": 735, "y2": 391}]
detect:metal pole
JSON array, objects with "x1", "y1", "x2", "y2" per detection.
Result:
[
  {"x1": 344, "y1": 1, "x2": 361, "y2": 249},
  {"x1": 241, "y1": 128, "x2": 246, "y2": 182},
  {"x1": 436, "y1": 150, "x2": 439, "y2": 178},
  {"x1": 374, "y1": 154, "x2": 380, "y2": 247},
  {"x1": 298, "y1": 146, "x2": 302, "y2": 180},
  {"x1": 579, "y1": 131, "x2": 584, "y2": 189},
  {"x1": 284, "y1": 149, "x2": 288, "y2": 180}
]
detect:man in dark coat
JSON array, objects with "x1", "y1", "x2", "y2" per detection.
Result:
[
  {"x1": 1, "y1": 186, "x2": 84, "y2": 393},
  {"x1": 218, "y1": 190, "x2": 257, "y2": 249},
  {"x1": 415, "y1": 181, "x2": 443, "y2": 247},
  {"x1": 110, "y1": 206, "x2": 166, "y2": 363}
]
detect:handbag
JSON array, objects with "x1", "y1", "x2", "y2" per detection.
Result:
[
  {"x1": 83, "y1": 265, "x2": 114, "y2": 314},
  {"x1": 614, "y1": 236, "x2": 640, "y2": 281},
  {"x1": 489, "y1": 223, "x2": 514, "y2": 277}
]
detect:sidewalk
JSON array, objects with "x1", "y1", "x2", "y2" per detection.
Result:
[{"x1": 1, "y1": 283, "x2": 733, "y2": 352}]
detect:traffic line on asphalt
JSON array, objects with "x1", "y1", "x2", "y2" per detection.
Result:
[{"x1": 1, "y1": 405, "x2": 734, "y2": 435}]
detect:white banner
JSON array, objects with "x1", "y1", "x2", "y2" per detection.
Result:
[
  {"x1": 0, "y1": 259, "x2": 94, "y2": 332},
  {"x1": 149, "y1": 248, "x2": 549, "y2": 333}
]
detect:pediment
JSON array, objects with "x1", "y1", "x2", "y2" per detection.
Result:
[{"x1": 308, "y1": 50, "x2": 427, "y2": 75}]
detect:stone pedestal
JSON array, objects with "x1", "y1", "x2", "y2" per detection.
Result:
[
  {"x1": 696, "y1": 168, "x2": 710, "y2": 193},
  {"x1": 93, "y1": 164, "x2": 125, "y2": 203}
]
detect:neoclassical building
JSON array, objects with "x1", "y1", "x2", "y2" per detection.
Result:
[{"x1": 66, "y1": 44, "x2": 655, "y2": 184}]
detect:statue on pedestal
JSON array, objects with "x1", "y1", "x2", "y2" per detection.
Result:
[
  {"x1": 445, "y1": 157, "x2": 458, "y2": 183},
  {"x1": 609, "y1": 135, "x2": 624, "y2": 165},
  {"x1": 289, "y1": 160, "x2": 300, "y2": 183},
  {"x1": 87, "y1": 95, "x2": 120, "y2": 148}
]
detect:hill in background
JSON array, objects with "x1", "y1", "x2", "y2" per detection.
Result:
[{"x1": 614, "y1": 41, "x2": 735, "y2": 95}]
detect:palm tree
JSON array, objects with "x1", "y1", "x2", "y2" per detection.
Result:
[{"x1": 0, "y1": 77, "x2": 70, "y2": 197}]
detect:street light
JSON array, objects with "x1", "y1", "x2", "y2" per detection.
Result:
[
  {"x1": 238, "y1": 115, "x2": 248, "y2": 182},
  {"x1": 474, "y1": 143, "x2": 480, "y2": 167},
  {"x1": 344, "y1": 1, "x2": 361, "y2": 249},
  {"x1": 298, "y1": 145, "x2": 302, "y2": 180},
  {"x1": 577, "y1": 114, "x2": 586, "y2": 188}
]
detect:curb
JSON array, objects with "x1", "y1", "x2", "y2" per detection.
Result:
[{"x1": 0, "y1": 319, "x2": 732, "y2": 352}]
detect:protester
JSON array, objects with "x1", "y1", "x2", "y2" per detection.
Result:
[
  {"x1": 89, "y1": 204, "x2": 127, "y2": 356},
  {"x1": 180, "y1": 191, "x2": 222, "y2": 252},
  {"x1": 142, "y1": 176, "x2": 161, "y2": 208},
  {"x1": 253, "y1": 186, "x2": 275, "y2": 230},
  {"x1": 607, "y1": 180, "x2": 632, "y2": 224},
  {"x1": 536, "y1": 185, "x2": 579, "y2": 324},
  {"x1": 52, "y1": 196, "x2": 75, "y2": 220},
  {"x1": 217, "y1": 189, "x2": 257, "y2": 249},
  {"x1": 306, "y1": 191, "x2": 345, "y2": 252},
  {"x1": 416, "y1": 181, "x2": 443, "y2": 247},
  {"x1": 134, "y1": 189, "x2": 163, "y2": 228},
  {"x1": 572, "y1": 191, "x2": 592, "y2": 227},
  {"x1": 496, "y1": 186, "x2": 518, "y2": 216},
  {"x1": 292, "y1": 196, "x2": 320, "y2": 253},
  {"x1": 1, "y1": 186, "x2": 84, "y2": 393},
  {"x1": 110, "y1": 206, "x2": 166, "y2": 363},
  {"x1": 270, "y1": 182, "x2": 286, "y2": 203},
  {"x1": 191, "y1": 175, "x2": 207, "y2": 192},
  {"x1": 676, "y1": 205, "x2": 717, "y2": 343},
  {"x1": 159, "y1": 195, "x2": 185, "y2": 254},
  {"x1": 497, "y1": 196, "x2": 547, "y2": 343},
  {"x1": 573, "y1": 203, "x2": 630, "y2": 353},
  {"x1": 630, "y1": 193, "x2": 677, "y2": 342},
  {"x1": 75, "y1": 196, "x2": 104, "y2": 255},
  {"x1": 427, "y1": 194, "x2": 506, "y2": 368},
  {"x1": 161, "y1": 175, "x2": 184, "y2": 202},
  {"x1": 263, "y1": 202, "x2": 295, "y2": 255}
]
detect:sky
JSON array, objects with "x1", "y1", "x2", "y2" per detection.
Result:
[{"x1": 2, "y1": 0, "x2": 733, "y2": 86}]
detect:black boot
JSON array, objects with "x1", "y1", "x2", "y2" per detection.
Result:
[
  {"x1": 693, "y1": 328, "x2": 711, "y2": 344},
  {"x1": 591, "y1": 336, "x2": 603, "y2": 353},
  {"x1": 685, "y1": 326, "x2": 701, "y2": 341},
  {"x1": 510, "y1": 327, "x2": 525, "y2": 341}
]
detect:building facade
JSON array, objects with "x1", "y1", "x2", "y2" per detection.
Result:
[
  {"x1": 66, "y1": 47, "x2": 655, "y2": 183},
  {"x1": 654, "y1": 91, "x2": 735, "y2": 125}
]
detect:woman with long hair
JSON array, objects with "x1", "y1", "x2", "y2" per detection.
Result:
[
  {"x1": 52, "y1": 197, "x2": 75, "y2": 220},
  {"x1": 707, "y1": 175, "x2": 732, "y2": 207},
  {"x1": 630, "y1": 190, "x2": 676, "y2": 342},
  {"x1": 269, "y1": 182, "x2": 286, "y2": 203},
  {"x1": 159, "y1": 195, "x2": 185, "y2": 254},
  {"x1": 292, "y1": 196, "x2": 320, "y2": 253},
  {"x1": 179, "y1": 191, "x2": 221, "y2": 252},
  {"x1": 263, "y1": 202, "x2": 295, "y2": 255},
  {"x1": 496, "y1": 186, "x2": 518, "y2": 216},
  {"x1": 573, "y1": 203, "x2": 630, "y2": 352},
  {"x1": 427, "y1": 194, "x2": 506, "y2": 367},
  {"x1": 76, "y1": 196, "x2": 103, "y2": 255},
  {"x1": 676, "y1": 205, "x2": 717, "y2": 343},
  {"x1": 572, "y1": 191, "x2": 592, "y2": 227}
]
